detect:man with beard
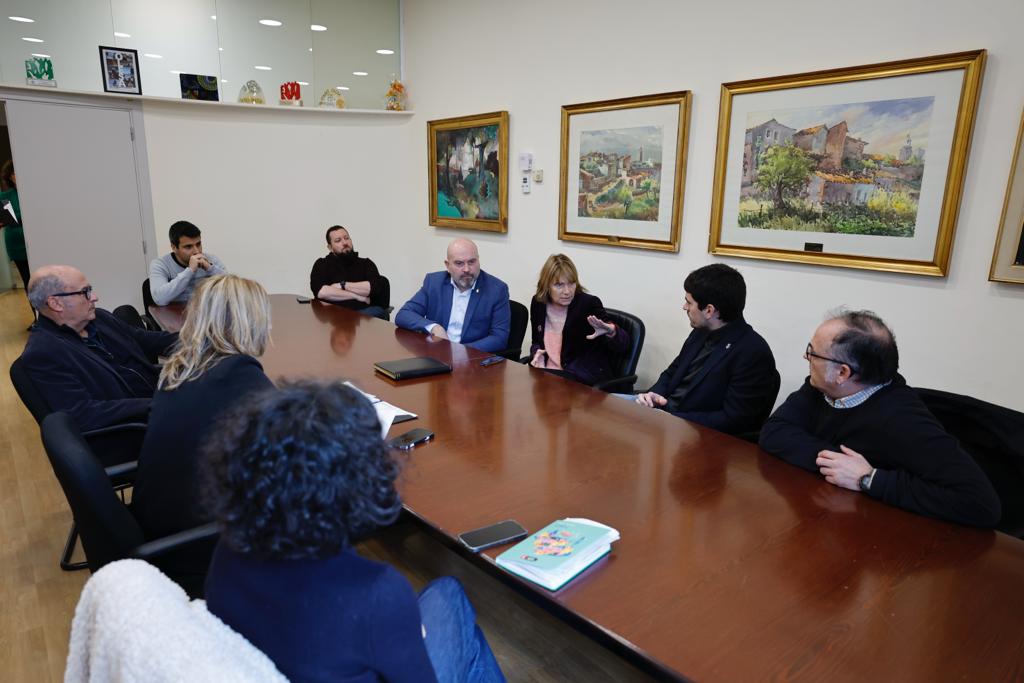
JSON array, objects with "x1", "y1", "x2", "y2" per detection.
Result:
[{"x1": 310, "y1": 225, "x2": 389, "y2": 319}]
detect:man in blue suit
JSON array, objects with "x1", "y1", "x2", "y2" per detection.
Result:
[
  {"x1": 635, "y1": 264, "x2": 779, "y2": 436},
  {"x1": 395, "y1": 239, "x2": 510, "y2": 353}
]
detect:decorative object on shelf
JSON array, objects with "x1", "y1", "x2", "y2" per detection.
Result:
[
  {"x1": 990, "y1": 106, "x2": 1024, "y2": 284},
  {"x1": 98, "y1": 46, "x2": 141, "y2": 95},
  {"x1": 709, "y1": 50, "x2": 986, "y2": 277},
  {"x1": 428, "y1": 111, "x2": 508, "y2": 233},
  {"x1": 179, "y1": 74, "x2": 219, "y2": 101},
  {"x1": 385, "y1": 75, "x2": 406, "y2": 111},
  {"x1": 25, "y1": 56, "x2": 56, "y2": 88},
  {"x1": 558, "y1": 91, "x2": 691, "y2": 253},
  {"x1": 279, "y1": 81, "x2": 302, "y2": 106},
  {"x1": 318, "y1": 87, "x2": 346, "y2": 109},
  {"x1": 238, "y1": 80, "x2": 265, "y2": 105}
]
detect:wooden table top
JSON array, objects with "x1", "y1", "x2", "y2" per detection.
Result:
[
  {"x1": 147, "y1": 302, "x2": 186, "y2": 332},
  {"x1": 260, "y1": 294, "x2": 1024, "y2": 682}
]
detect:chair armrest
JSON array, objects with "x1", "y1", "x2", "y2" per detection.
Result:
[
  {"x1": 131, "y1": 522, "x2": 220, "y2": 561},
  {"x1": 82, "y1": 422, "x2": 148, "y2": 438},
  {"x1": 104, "y1": 460, "x2": 138, "y2": 479},
  {"x1": 593, "y1": 374, "x2": 638, "y2": 394}
]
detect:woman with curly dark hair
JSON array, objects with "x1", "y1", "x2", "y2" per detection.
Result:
[{"x1": 201, "y1": 380, "x2": 505, "y2": 683}]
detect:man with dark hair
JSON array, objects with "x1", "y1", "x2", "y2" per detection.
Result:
[
  {"x1": 759, "y1": 309, "x2": 1001, "y2": 527},
  {"x1": 22, "y1": 265, "x2": 177, "y2": 430},
  {"x1": 148, "y1": 220, "x2": 227, "y2": 305},
  {"x1": 309, "y1": 225, "x2": 389, "y2": 319},
  {"x1": 634, "y1": 263, "x2": 779, "y2": 435}
]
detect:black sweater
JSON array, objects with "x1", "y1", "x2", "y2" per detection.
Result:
[
  {"x1": 309, "y1": 251, "x2": 387, "y2": 311},
  {"x1": 759, "y1": 375, "x2": 1001, "y2": 527}
]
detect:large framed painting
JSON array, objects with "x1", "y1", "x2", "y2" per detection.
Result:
[
  {"x1": 558, "y1": 91, "x2": 691, "y2": 252},
  {"x1": 990, "y1": 106, "x2": 1024, "y2": 284},
  {"x1": 428, "y1": 111, "x2": 508, "y2": 233},
  {"x1": 709, "y1": 50, "x2": 986, "y2": 276}
]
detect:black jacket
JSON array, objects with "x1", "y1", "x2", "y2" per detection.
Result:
[
  {"x1": 21, "y1": 310, "x2": 177, "y2": 430},
  {"x1": 649, "y1": 318, "x2": 779, "y2": 435},
  {"x1": 759, "y1": 375, "x2": 1002, "y2": 527},
  {"x1": 529, "y1": 292, "x2": 629, "y2": 386}
]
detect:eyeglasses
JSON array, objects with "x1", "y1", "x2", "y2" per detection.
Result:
[
  {"x1": 804, "y1": 343, "x2": 859, "y2": 375},
  {"x1": 51, "y1": 286, "x2": 94, "y2": 300}
]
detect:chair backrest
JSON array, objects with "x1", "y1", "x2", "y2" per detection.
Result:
[
  {"x1": 915, "y1": 387, "x2": 1024, "y2": 537},
  {"x1": 10, "y1": 355, "x2": 52, "y2": 424},
  {"x1": 41, "y1": 412, "x2": 146, "y2": 571},
  {"x1": 142, "y1": 278, "x2": 156, "y2": 312},
  {"x1": 500, "y1": 300, "x2": 529, "y2": 360},
  {"x1": 112, "y1": 304, "x2": 146, "y2": 329},
  {"x1": 602, "y1": 307, "x2": 645, "y2": 382}
]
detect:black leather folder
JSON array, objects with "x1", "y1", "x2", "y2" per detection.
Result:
[{"x1": 374, "y1": 356, "x2": 452, "y2": 381}]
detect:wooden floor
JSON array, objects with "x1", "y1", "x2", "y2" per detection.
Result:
[{"x1": 0, "y1": 287, "x2": 652, "y2": 682}]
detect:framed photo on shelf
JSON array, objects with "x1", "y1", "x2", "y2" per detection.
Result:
[
  {"x1": 709, "y1": 50, "x2": 986, "y2": 276},
  {"x1": 558, "y1": 91, "x2": 691, "y2": 252},
  {"x1": 990, "y1": 107, "x2": 1024, "y2": 284},
  {"x1": 428, "y1": 111, "x2": 508, "y2": 233},
  {"x1": 98, "y1": 46, "x2": 141, "y2": 95}
]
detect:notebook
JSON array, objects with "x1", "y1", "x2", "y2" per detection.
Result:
[
  {"x1": 373, "y1": 356, "x2": 452, "y2": 381},
  {"x1": 496, "y1": 518, "x2": 620, "y2": 591}
]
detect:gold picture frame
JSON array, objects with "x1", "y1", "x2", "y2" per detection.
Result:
[
  {"x1": 558, "y1": 91, "x2": 691, "y2": 252},
  {"x1": 709, "y1": 50, "x2": 986, "y2": 276},
  {"x1": 428, "y1": 111, "x2": 508, "y2": 233},
  {"x1": 989, "y1": 106, "x2": 1024, "y2": 284}
]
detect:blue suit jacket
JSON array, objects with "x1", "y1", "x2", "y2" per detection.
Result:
[
  {"x1": 649, "y1": 318, "x2": 779, "y2": 435},
  {"x1": 395, "y1": 270, "x2": 510, "y2": 353}
]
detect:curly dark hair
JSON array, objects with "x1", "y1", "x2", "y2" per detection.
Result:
[{"x1": 201, "y1": 380, "x2": 403, "y2": 559}]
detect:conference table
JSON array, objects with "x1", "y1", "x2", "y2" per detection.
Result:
[{"x1": 162, "y1": 295, "x2": 1024, "y2": 681}]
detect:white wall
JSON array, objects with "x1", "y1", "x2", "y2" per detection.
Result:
[{"x1": 140, "y1": 0, "x2": 1024, "y2": 411}]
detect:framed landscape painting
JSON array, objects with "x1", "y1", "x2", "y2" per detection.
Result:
[
  {"x1": 428, "y1": 111, "x2": 508, "y2": 233},
  {"x1": 558, "y1": 91, "x2": 691, "y2": 252},
  {"x1": 709, "y1": 50, "x2": 986, "y2": 276},
  {"x1": 989, "y1": 106, "x2": 1024, "y2": 284}
]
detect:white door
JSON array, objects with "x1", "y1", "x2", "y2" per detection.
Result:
[{"x1": 5, "y1": 100, "x2": 148, "y2": 309}]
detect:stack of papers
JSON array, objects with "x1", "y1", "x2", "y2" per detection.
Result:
[
  {"x1": 496, "y1": 518, "x2": 620, "y2": 591},
  {"x1": 343, "y1": 381, "x2": 416, "y2": 437}
]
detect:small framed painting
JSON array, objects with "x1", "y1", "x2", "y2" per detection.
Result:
[
  {"x1": 990, "y1": 106, "x2": 1024, "y2": 284},
  {"x1": 99, "y1": 46, "x2": 141, "y2": 95}
]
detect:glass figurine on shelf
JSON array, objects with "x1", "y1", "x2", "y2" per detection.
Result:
[
  {"x1": 318, "y1": 87, "x2": 346, "y2": 109},
  {"x1": 238, "y1": 80, "x2": 265, "y2": 105},
  {"x1": 384, "y1": 75, "x2": 406, "y2": 111}
]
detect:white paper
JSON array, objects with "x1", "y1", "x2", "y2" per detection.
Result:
[{"x1": 343, "y1": 381, "x2": 416, "y2": 438}]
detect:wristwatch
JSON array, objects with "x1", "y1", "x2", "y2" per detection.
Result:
[
  {"x1": 340, "y1": 281, "x2": 346, "y2": 290},
  {"x1": 858, "y1": 468, "x2": 877, "y2": 492}
]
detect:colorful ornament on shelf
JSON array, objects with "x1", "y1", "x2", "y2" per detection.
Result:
[
  {"x1": 384, "y1": 75, "x2": 406, "y2": 111},
  {"x1": 318, "y1": 87, "x2": 346, "y2": 109},
  {"x1": 238, "y1": 80, "x2": 265, "y2": 104},
  {"x1": 279, "y1": 81, "x2": 303, "y2": 106}
]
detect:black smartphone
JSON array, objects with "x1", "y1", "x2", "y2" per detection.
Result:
[
  {"x1": 296, "y1": 296, "x2": 313, "y2": 304},
  {"x1": 480, "y1": 355, "x2": 506, "y2": 367},
  {"x1": 459, "y1": 519, "x2": 528, "y2": 552},
  {"x1": 388, "y1": 427, "x2": 434, "y2": 450}
]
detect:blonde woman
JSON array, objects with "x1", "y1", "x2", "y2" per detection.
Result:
[{"x1": 133, "y1": 274, "x2": 274, "y2": 540}]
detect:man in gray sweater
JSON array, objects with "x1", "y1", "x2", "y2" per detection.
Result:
[{"x1": 148, "y1": 220, "x2": 227, "y2": 305}]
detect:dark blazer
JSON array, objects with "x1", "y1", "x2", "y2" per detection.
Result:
[
  {"x1": 395, "y1": 270, "x2": 510, "y2": 353},
  {"x1": 529, "y1": 292, "x2": 629, "y2": 386},
  {"x1": 648, "y1": 318, "x2": 779, "y2": 435},
  {"x1": 20, "y1": 310, "x2": 177, "y2": 430},
  {"x1": 133, "y1": 354, "x2": 274, "y2": 539}
]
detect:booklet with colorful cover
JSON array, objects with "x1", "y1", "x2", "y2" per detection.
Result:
[{"x1": 495, "y1": 518, "x2": 620, "y2": 591}]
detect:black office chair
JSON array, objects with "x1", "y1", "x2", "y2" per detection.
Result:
[
  {"x1": 592, "y1": 308, "x2": 645, "y2": 394},
  {"x1": 10, "y1": 356, "x2": 147, "y2": 570},
  {"x1": 41, "y1": 412, "x2": 218, "y2": 597},
  {"x1": 378, "y1": 275, "x2": 395, "y2": 321},
  {"x1": 915, "y1": 387, "x2": 1024, "y2": 538},
  {"x1": 112, "y1": 304, "x2": 147, "y2": 330},
  {"x1": 141, "y1": 278, "x2": 159, "y2": 330},
  {"x1": 498, "y1": 300, "x2": 529, "y2": 361}
]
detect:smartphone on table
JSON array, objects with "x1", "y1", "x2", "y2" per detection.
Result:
[
  {"x1": 459, "y1": 520, "x2": 528, "y2": 552},
  {"x1": 388, "y1": 427, "x2": 434, "y2": 450}
]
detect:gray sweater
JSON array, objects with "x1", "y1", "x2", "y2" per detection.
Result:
[{"x1": 148, "y1": 252, "x2": 227, "y2": 305}]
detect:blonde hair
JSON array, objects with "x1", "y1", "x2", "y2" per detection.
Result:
[
  {"x1": 533, "y1": 253, "x2": 586, "y2": 303},
  {"x1": 159, "y1": 274, "x2": 271, "y2": 390}
]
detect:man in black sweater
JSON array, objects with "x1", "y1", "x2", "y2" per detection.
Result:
[
  {"x1": 309, "y1": 225, "x2": 388, "y2": 319},
  {"x1": 759, "y1": 309, "x2": 1000, "y2": 527}
]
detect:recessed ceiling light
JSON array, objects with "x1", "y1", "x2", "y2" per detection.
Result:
[
  {"x1": 310, "y1": 24, "x2": 327, "y2": 31},
  {"x1": 336, "y1": 86, "x2": 350, "y2": 91},
  {"x1": 210, "y1": 15, "x2": 216, "y2": 20},
  {"x1": 114, "y1": 31, "x2": 130, "y2": 38},
  {"x1": 21, "y1": 37, "x2": 44, "y2": 43},
  {"x1": 220, "y1": 79, "x2": 228, "y2": 83},
  {"x1": 258, "y1": 19, "x2": 282, "y2": 27},
  {"x1": 9, "y1": 16, "x2": 34, "y2": 23},
  {"x1": 297, "y1": 81, "x2": 309, "y2": 85},
  {"x1": 376, "y1": 49, "x2": 394, "y2": 55},
  {"x1": 308, "y1": 48, "x2": 313, "y2": 52},
  {"x1": 218, "y1": 47, "x2": 224, "y2": 51},
  {"x1": 254, "y1": 65, "x2": 272, "y2": 71},
  {"x1": 31, "y1": 53, "x2": 50, "y2": 58},
  {"x1": 352, "y1": 71, "x2": 368, "y2": 76},
  {"x1": 144, "y1": 53, "x2": 162, "y2": 59}
]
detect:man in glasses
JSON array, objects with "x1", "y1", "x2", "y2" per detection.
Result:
[
  {"x1": 21, "y1": 265, "x2": 177, "y2": 430},
  {"x1": 759, "y1": 309, "x2": 1000, "y2": 527}
]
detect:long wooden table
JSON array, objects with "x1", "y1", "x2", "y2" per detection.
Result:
[{"x1": 253, "y1": 295, "x2": 1023, "y2": 681}]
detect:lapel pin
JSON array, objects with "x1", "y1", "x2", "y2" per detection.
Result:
[{"x1": 726, "y1": 343, "x2": 732, "y2": 350}]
